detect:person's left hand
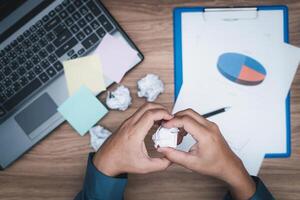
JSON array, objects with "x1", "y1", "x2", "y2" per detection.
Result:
[{"x1": 93, "y1": 103, "x2": 173, "y2": 176}]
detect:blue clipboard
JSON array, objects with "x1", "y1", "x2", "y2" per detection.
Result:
[{"x1": 173, "y1": 5, "x2": 291, "y2": 158}]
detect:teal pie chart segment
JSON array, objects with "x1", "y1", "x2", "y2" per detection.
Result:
[{"x1": 217, "y1": 53, "x2": 267, "y2": 86}]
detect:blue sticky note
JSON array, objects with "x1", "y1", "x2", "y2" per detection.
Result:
[{"x1": 58, "y1": 86, "x2": 108, "y2": 136}]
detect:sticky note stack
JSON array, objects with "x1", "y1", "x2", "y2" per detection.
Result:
[
  {"x1": 62, "y1": 55, "x2": 105, "y2": 96},
  {"x1": 58, "y1": 86, "x2": 108, "y2": 136},
  {"x1": 57, "y1": 34, "x2": 139, "y2": 136}
]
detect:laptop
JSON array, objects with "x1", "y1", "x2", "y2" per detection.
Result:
[{"x1": 0, "y1": 0, "x2": 144, "y2": 169}]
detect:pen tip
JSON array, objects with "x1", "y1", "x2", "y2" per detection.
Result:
[{"x1": 225, "y1": 107, "x2": 231, "y2": 111}]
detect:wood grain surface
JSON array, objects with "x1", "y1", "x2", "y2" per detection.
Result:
[{"x1": 1, "y1": 0, "x2": 300, "y2": 199}]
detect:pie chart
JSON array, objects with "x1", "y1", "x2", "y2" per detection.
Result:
[{"x1": 217, "y1": 53, "x2": 266, "y2": 86}]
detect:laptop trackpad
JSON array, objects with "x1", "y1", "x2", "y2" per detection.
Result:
[{"x1": 15, "y1": 93, "x2": 58, "y2": 136}]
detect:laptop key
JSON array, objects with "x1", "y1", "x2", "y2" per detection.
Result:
[
  {"x1": 0, "y1": 50, "x2": 5, "y2": 57},
  {"x1": 72, "y1": 11, "x2": 81, "y2": 21},
  {"x1": 74, "y1": 0, "x2": 82, "y2": 7},
  {"x1": 38, "y1": 38, "x2": 48, "y2": 47},
  {"x1": 79, "y1": 6, "x2": 88, "y2": 15},
  {"x1": 10, "y1": 72, "x2": 19, "y2": 82},
  {"x1": 87, "y1": 1, "x2": 102, "y2": 16},
  {"x1": 41, "y1": 60, "x2": 51, "y2": 69},
  {"x1": 71, "y1": 54, "x2": 78, "y2": 59},
  {"x1": 59, "y1": 10, "x2": 68, "y2": 19},
  {"x1": 17, "y1": 35, "x2": 24, "y2": 42},
  {"x1": 3, "y1": 67, "x2": 12, "y2": 76},
  {"x1": 53, "y1": 24, "x2": 67, "y2": 35},
  {"x1": 4, "y1": 88, "x2": 14, "y2": 98},
  {"x1": 70, "y1": 24, "x2": 80, "y2": 34},
  {"x1": 24, "y1": 49, "x2": 34, "y2": 58},
  {"x1": 12, "y1": 82, "x2": 21, "y2": 92},
  {"x1": 22, "y1": 39, "x2": 31, "y2": 48},
  {"x1": 3, "y1": 78, "x2": 42, "y2": 111},
  {"x1": 0, "y1": 83, "x2": 4, "y2": 91},
  {"x1": 7, "y1": 51, "x2": 16, "y2": 60},
  {"x1": 0, "y1": 94, "x2": 6, "y2": 104},
  {"x1": 82, "y1": 33, "x2": 99, "y2": 49},
  {"x1": 38, "y1": 49, "x2": 48, "y2": 59},
  {"x1": 62, "y1": 0, "x2": 71, "y2": 6},
  {"x1": 10, "y1": 61, "x2": 19, "y2": 70},
  {"x1": 53, "y1": 61, "x2": 63, "y2": 71},
  {"x1": 0, "y1": 56, "x2": 9, "y2": 65},
  {"x1": 46, "y1": 67, "x2": 57, "y2": 77},
  {"x1": 4, "y1": 44, "x2": 12, "y2": 51},
  {"x1": 76, "y1": 31, "x2": 86, "y2": 41},
  {"x1": 78, "y1": 18, "x2": 86, "y2": 27},
  {"x1": 91, "y1": 20, "x2": 100, "y2": 29},
  {"x1": 24, "y1": 61, "x2": 34, "y2": 70},
  {"x1": 0, "y1": 72, "x2": 4, "y2": 81},
  {"x1": 65, "y1": 17, "x2": 74, "y2": 26},
  {"x1": 53, "y1": 30, "x2": 72, "y2": 47},
  {"x1": 55, "y1": 5, "x2": 63, "y2": 12},
  {"x1": 48, "y1": 54, "x2": 58, "y2": 63},
  {"x1": 83, "y1": 26, "x2": 93, "y2": 35},
  {"x1": 39, "y1": 72, "x2": 49, "y2": 83},
  {"x1": 45, "y1": 14, "x2": 58, "y2": 27},
  {"x1": 17, "y1": 66, "x2": 26, "y2": 75},
  {"x1": 85, "y1": 13, "x2": 94, "y2": 22},
  {"x1": 78, "y1": 48, "x2": 85, "y2": 55},
  {"x1": 26, "y1": 71, "x2": 36, "y2": 81},
  {"x1": 49, "y1": 10, "x2": 56, "y2": 17},
  {"x1": 46, "y1": 44, "x2": 55, "y2": 53},
  {"x1": 96, "y1": 27, "x2": 106, "y2": 38},
  {"x1": 55, "y1": 37, "x2": 78, "y2": 57},
  {"x1": 98, "y1": 15, "x2": 114, "y2": 32},
  {"x1": 67, "y1": 49, "x2": 75, "y2": 56},
  {"x1": 32, "y1": 55, "x2": 41, "y2": 64},
  {"x1": 3, "y1": 78, "x2": 12, "y2": 87},
  {"x1": 17, "y1": 56, "x2": 26, "y2": 65},
  {"x1": 34, "y1": 65, "x2": 43, "y2": 75},
  {"x1": 31, "y1": 44, "x2": 40, "y2": 53},
  {"x1": 37, "y1": 28, "x2": 46, "y2": 37},
  {"x1": 29, "y1": 33, "x2": 39, "y2": 43},
  {"x1": 46, "y1": 32, "x2": 55, "y2": 41},
  {"x1": 11, "y1": 40, "x2": 18, "y2": 48},
  {"x1": 67, "y1": 4, "x2": 76, "y2": 13},
  {"x1": 42, "y1": 15, "x2": 50, "y2": 23},
  {"x1": 19, "y1": 77, "x2": 28, "y2": 86}
]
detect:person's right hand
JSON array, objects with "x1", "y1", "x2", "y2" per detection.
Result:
[{"x1": 157, "y1": 109, "x2": 256, "y2": 200}]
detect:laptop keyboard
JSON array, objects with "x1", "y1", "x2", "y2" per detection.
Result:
[{"x1": 0, "y1": 0, "x2": 116, "y2": 119}]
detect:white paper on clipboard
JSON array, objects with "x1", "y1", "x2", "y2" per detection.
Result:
[{"x1": 178, "y1": 8, "x2": 289, "y2": 156}]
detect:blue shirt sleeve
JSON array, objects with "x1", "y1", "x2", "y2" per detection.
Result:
[
  {"x1": 223, "y1": 176, "x2": 275, "y2": 200},
  {"x1": 74, "y1": 153, "x2": 128, "y2": 200}
]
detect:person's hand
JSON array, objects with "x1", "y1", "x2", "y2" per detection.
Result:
[
  {"x1": 158, "y1": 109, "x2": 256, "y2": 200},
  {"x1": 93, "y1": 103, "x2": 173, "y2": 177}
]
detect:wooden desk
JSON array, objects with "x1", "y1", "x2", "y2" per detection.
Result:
[{"x1": 1, "y1": 0, "x2": 300, "y2": 199}]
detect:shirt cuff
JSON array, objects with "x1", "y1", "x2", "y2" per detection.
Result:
[
  {"x1": 77, "y1": 153, "x2": 128, "y2": 200},
  {"x1": 223, "y1": 176, "x2": 275, "y2": 200}
]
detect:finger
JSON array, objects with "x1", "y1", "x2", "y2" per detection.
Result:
[
  {"x1": 175, "y1": 109, "x2": 211, "y2": 127},
  {"x1": 157, "y1": 147, "x2": 193, "y2": 168},
  {"x1": 131, "y1": 103, "x2": 168, "y2": 123},
  {"x1": 162, "y1": 116, "x2": 207, "y2": 141},
  {"x1": 144, "y1": 157, "x2": 171, "y2": 172},
  {"x1": 135, "y1": 109, "x2": 173, "y2": 137}
]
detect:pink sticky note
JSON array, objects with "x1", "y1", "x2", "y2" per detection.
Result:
[{"x1": 93, "y1": 34, "x2": 138, "y2": 83}]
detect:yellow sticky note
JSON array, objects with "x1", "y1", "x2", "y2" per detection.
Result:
[{"x1": 63, "y1": 55, "x2": 105, "y2": 96}]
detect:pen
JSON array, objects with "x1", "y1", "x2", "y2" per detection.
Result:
[{"x1": 202, "y1": 107, "x2": 230, "y2": 118}]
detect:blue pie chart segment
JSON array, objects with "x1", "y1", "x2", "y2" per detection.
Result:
[{"x1": 217, "y1": 53, "x2": 267, "y2": 86}]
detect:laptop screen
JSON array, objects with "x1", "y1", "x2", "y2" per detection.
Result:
[{"x1": 0, "y1": 0, "x2": 53, "y2": 43}]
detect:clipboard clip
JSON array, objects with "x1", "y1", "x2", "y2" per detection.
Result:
[{"x1": 203, "y1": 7, "x2": 258, "y2": 21}]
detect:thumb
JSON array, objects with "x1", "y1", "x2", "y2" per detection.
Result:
[{"x1": 157, "y1": 147, "x2": 192, "y2": 167}]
